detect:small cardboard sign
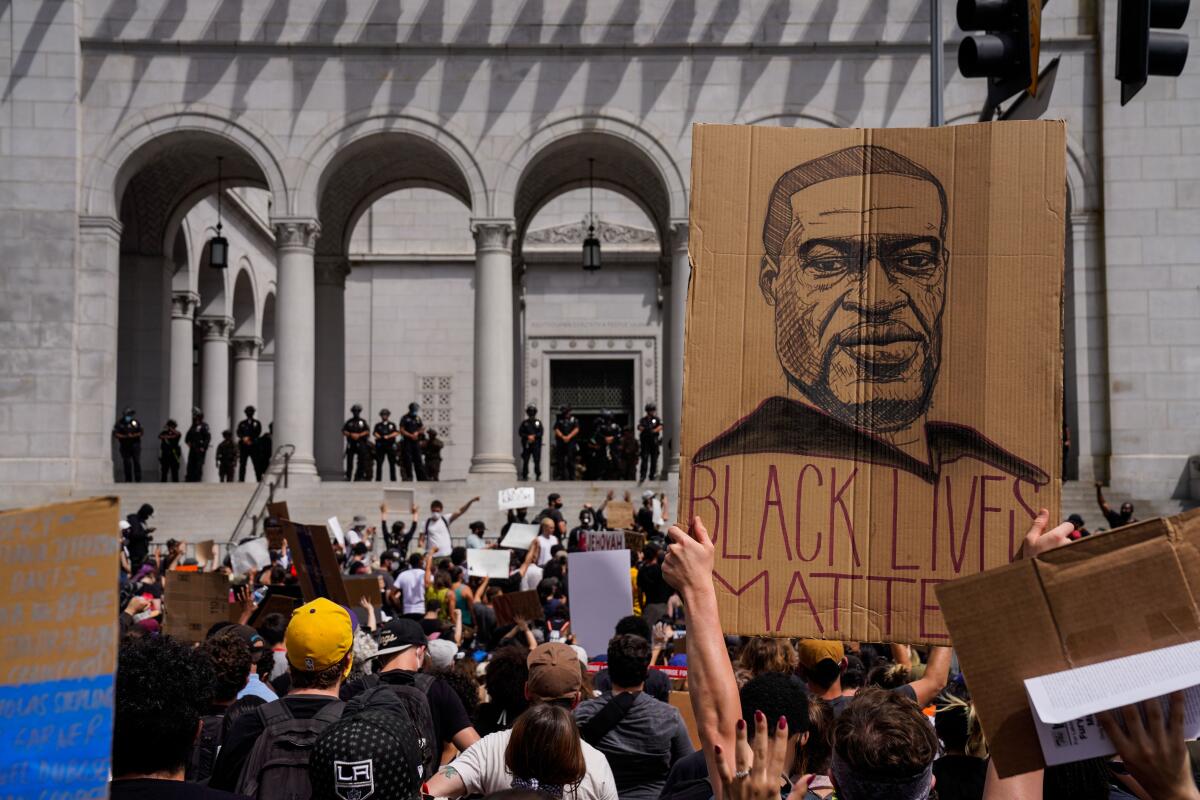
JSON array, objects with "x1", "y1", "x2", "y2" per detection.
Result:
[
  {"x1": 937, "y1": 509, "x2": 1200, "y2": 776},
  {"x1": 0, "y1": 497, "x2": 120, "y2": 800},
  {"x1": 499, "y1": 487, "x2": 536, "y2": 510},
  {"x1": 500, "y1": 523, "x2": 539, "y2": 551},
  {"x1": 493, "y1": 590, "x2": 545, "y2": 626},
  {"x1": 283, "y1": 521, "x2": 350, "y2": 605},
  {"x1": 682, "y1": 121, "x2": 1065, "y2": 645},
  {"x1": 164, "y1": 571, "x2": 236, "y2": 643},
  {"x1": 568, "y1": 550, "x2": 635, "y2": 658},
  {"x1": 468, "y1": 548, "x2": 512, "y2": 579},
  {"x1": 196, "y1": 539, "x2": 216, "y2": 565},
  {"x1": 267, "y1": 501, "x2": 290, "y2": 520},
  {"x1": 605, "y1": 501, "x2": 635, "y2": 530},
  {"x1": 247, "y1": 589, "x2": 301, "y2": 628},
  {"x1": 384, "y1": 488, "x2": 414, "y2": 510}
]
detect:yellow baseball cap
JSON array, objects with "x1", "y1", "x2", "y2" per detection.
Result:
[
  {"x1": 796, "y1": 639, "x2": 845, "y2": 671},
  {"x1": 286, "y1": 598, "x2": 353, "y2": 672}
]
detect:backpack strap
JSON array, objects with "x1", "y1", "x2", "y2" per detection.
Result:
[
  {"x1": 258, "y1": 700, "x2": 295, "y2": 728},
  {"x1": 313, "y1": 700, "x2": 346, "y2": 724},
  {"x1": 413, "y1": 672, "x2": 436, "y2": 693},
  {"x1": 579, "y1": 692, "x2": 637, "y2": 747}
]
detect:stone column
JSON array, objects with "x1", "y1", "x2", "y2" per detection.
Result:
[
  {"x1": 169, "y1": 292, "x2": 199, "y2": 428},
  {"x1": 231, "y1": 337, "x2": 262, "y2": 423},
  {"x1": 469, "y1": 219, "x2": 517, "y2": 476},
  {"x1": 272, "y1": 219, "x2": 321, "y2": 480},
  {"x1": 314, "y1": 258, "x2": 348, "y2": 480},
  {"x1": 1069, "y1": 212, "x2": 1109, "y2": 483},
  {"x1": 666, "y1": 221, "x2": 689, "y2": 475},
  {"x1": 198, "y1": 316, "x2": 232, "y2": 482},
  {"x1": 76, "y1": 216, "x2": 123, "y2": 484}
]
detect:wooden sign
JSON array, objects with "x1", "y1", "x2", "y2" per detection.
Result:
[{"x1": 494, "y1": 590, "x2": 545, "y2": 626}]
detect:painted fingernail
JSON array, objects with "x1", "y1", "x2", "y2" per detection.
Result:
[
  {"x1": 714, "y1": 745, "x2": 722, "y2": 755},
  {"x1": 778, "y1": 717, "x2": 786, "y2": 730},
  {"x1": 755, "y1": 710, "x2": 765, "y2": 722},
  {"x1": 737, "y1": 719, "x2": 746, "y2": 731}
]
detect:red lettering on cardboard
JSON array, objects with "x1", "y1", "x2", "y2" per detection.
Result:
[
  {"x1": 758, "y1": 465, "x2": 793, "y2": 560},
  {"x1": 828, "y1": 467, "x2": 861, "y2": 568},
  {"x1": 946, "y1": 475, "x2": 979, "y2": 574},
  {"x1": 688, "y1": 463, "x2": 719, "y2": 546},
  {"x1": 811, "y1": 572, "x2": 865, "y2": 633},
  {"x1": 890, "y1": 468, "x2": 918, "y2": 571},
  {"x1": 795, "y1": 464, "x2": 823, "y2": 562},
  {"x1": 714, "y1": 568, "x2": 771, "y2": 632},
  {"x1": 919, "y1": 578, "x2": 950, "y2": 640},
  {"x1": 978, "y1": 474, "x2": 1005, "y2": 570},
  {"x1": 866, "y1": 575, "x2": 917, "y2": 637},
  {"x1": 775, "y1": 571, "x2": 824, "y2": 633}
]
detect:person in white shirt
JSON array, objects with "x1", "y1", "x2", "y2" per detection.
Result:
[
  {"x1": 422, "y1": 496, "x2": 480, "y2": 556},
  {"x1": 388, "y1": 552, "x2": 432, "y2": 619},
  {"x1": 534, "y1": 517, "x2": 559, "y2": 567},
  {"x1": 518, "y1": 540, "x2": 544, "y2": 592},
  {"x1": 425, "y1": 643, "x2": 619, "y2": 800}
]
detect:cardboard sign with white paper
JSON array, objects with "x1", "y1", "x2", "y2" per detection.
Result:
[
  {"x1": 499, "y1": 487, "x2": 536, "y2": 510},
  {"x1": 230, "y1": 537, "x2": 271, "y2": 574},
  {"x1": 568, "y1": 550, "x2": 634, "y2": 659},
  {"x1": 682, "y1": 121, "x2": 1065, "y2": 645},
  {"x1": 500, "y1": 523, "x2": 539, "y2": 550},
  {"x1": 468, "y1": 548, "x2": 512, "y2": 579}
]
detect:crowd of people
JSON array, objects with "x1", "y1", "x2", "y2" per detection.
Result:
[{"x1": 112, "y1": 483, "x2": 1192, "y2": 800}]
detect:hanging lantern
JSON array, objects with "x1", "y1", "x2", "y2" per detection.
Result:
[
  {"x1": 209, "y1": 156, "x2": 228, "y2": 269},
  {"x1": 582, "y1": 157, "x2": 601, "y2": 272}
]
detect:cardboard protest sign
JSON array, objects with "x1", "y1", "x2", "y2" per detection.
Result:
[
  {"x1": 937, "y1": 509, "x2": 1200, "y2": 776},
  {"x1": 164, "y1": 571, "x2": 236, "y2": 643},
  {"x1": 0, "y1": 497, "x2": 120, "y2": 798},
  {"x1": 493, "y1": 590, "x2": 545, "y2": 626},
  {"x1": 499, "y1": 487, "x2": 536, "y2": 510},
  {"x1": 283, "y1": 521, "x2": 350, "y2": 605},
  {"x1": 586, "y1": 530, "x2": 645, "y2": 552},
  {"x1": 500, "y1": 523, "x2": 539, "y2": 551},
  {"x1": 568, "y1": 550, "x2": 634, "y2": 658},
  {"x1": 195, "y1": 539, "x2": 216, "y2": 566},
  {"x1": 605, "y1": 501, "x2": 634, "y2": 530},
  {"x1": 682, "y1": 121, "x2": 1065, "y2": 645},
  {"x1": 468, "y1": 549, "x2": 512, "y2": 579},
  {"x1": 670, "y1": 692, "x2": 701, "y2": 750},
  {"x1": 247, "y1": 588, "x2": 301, "y2": 628},
  {"x1": 384, "y1": 488, "x2": 414, "y2": 510}
]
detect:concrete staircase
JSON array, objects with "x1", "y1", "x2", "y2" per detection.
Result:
[
  {"x1": 28, "y1": 477, "x2": 675, "y2": 546},
  {"x1": 1060, "y1": 479, "x2": 1186, "y2": 530}
]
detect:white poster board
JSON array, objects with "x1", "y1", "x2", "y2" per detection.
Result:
[
  {"x1": 326, "y1": 516, "x2": 347, "y2": 548},
  {"x1": 498, "y1": 487, "x2": 536, "y2": 510},
  {"x1": 230, "y1": 537, "x2": 272, "y2": 575},
  {"x1": 467, "y1": 549, "x2": 512, "y2": 579},
  {"x1": 567, "y1": 550, "x2": 634, "y2": 659},
  {"x1": 500, "y1": 523, "x2": 539, "y2": 551},
  {"x1": 652, "y1": 497, "x2": 665, "y2": 527}
]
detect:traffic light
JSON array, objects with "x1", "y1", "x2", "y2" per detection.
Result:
[
  {"x1": 958, "y1": 0, "x2": 1043, "y2": 111},
  {"x1": 1116, "y1": 0, "x2": 1190, "y2": 105}
]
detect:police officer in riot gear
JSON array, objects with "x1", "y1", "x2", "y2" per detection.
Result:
[
  {"x1": 519, "y1": 404, "x2": 544, "y2": 481},
  {"x1": 236, "y1": 405, "x2": 263, "y2": 482},
  {"x1": 399, "y1": 402, "x2": 427, "y2": 481},
  {"x1": 184, "y1": 407, "x2": 210, "y2": 482},
  {"x1": 590, "y1": 409, "x2": 621, "y2": 480},
  {"x1": 158, "y1": 419, "x2": 182, "y2": 482},
  {"x1": 554, "y1": 405, "x2": 581, "y2": 480},
  {"x1": 374, "y1": 408, "x2": 400, "y2": 481},
  {"x1": 342, "y1": 404, "x2": 371, "y2": 481},
  {"x1": 638, "y1": 402, "x2": 664, "y2": 483},
  {"x1": 112, "y1": 407, "x2": 144, "y2": 483}
]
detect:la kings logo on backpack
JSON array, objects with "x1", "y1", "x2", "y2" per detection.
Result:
[{"x1": 334, "y1": 759, "x2": 374, "y2": 800}]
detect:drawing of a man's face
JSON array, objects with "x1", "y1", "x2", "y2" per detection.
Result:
[{"x1": 761, "y1": 172, "x2": 948, "y2": 433}]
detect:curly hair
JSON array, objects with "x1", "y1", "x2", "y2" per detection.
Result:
[
  {"x1": 484, "y1": 645, "x2": 531, "y2": 718},
  {"x1": 434, "y1": 665, "x2": 480, "y2": 719},
  {"x1": 200, "y1": 633, "x2": 252, "y2": 703},
  {"x1": 739, "y1": 672, "x2": 811, "y2": 738},
  {"x1": 114, "y1": 635, "x2": 215, "y2": 777},
  {"x1": 737, "y1": 637, "x2": 798, "y2": 680},
  {"x1": 606, "y1": 634, "x2": 651, "y2": 689}
]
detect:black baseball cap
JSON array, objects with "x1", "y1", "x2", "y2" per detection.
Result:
[
  {"x1": 374, "y1": 618, "x2": 427, "y2": 660},
  {"x1": 311, "y1": 709, "x2": 424, "y2": 800}
]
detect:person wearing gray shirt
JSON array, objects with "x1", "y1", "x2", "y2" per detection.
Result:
[{"x1": 574, "y1": 634, "x2": 693, "y2": 800}]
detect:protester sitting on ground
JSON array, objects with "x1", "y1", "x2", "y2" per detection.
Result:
[
  {"x1": 189, "y1": 633, "x2": 253, "y2": 782},
  {"x1": 506, "y1": 704, "x2": 589, "y2": 798},
  {"x1": 111, "y1": 636, "x2": 239, "y2": 800},
  {"x1": 734, "y1": 637, "x2": 799, "y2": 687},
  {"x1": 574, "y1": 633, "x2": 693, "y2": 800},
  {"x1": 795, "y1": 637, "x2": 949, "y2": 717},
  {"x1": 424, "y1": 642, "x2": 618, "y2": 800},
  {"x1": 591, "y1": 615, "x2": 672, "y2": 702},
  {"x1": 209, "y1": 598, "x2": 353, "y2": 794},
  {"x1": 475, "y1": 644, "x2": 532, "y2": 736},
  {"x1": 308, "y1": 687, "x2": 425, "y2": 800},
  {"x1": 831, "y1": 688, "x2": 940, "y2": 799},
  {"x1": 445, "y1": 566, "x2": 477, "y2": 627},
  {"x1": 341, "y1": 618, "x2": 480, "y2": 758},
  {"x1": 1095, "y1": 481, "x2": 1136, "y2": 528}
]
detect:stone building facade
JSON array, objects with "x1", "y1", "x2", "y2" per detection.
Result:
[{"x1": 0, "y1": 1, "x2": 1196, "y2": 504}]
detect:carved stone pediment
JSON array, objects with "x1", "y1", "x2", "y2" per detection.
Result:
[{"x1": 524, "y1": 218, "x2": 658, "y2": 249}]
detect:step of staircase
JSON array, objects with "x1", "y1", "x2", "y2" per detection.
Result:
[{"x1": 1060, "y1": 479, "x2": 1183, "y2": 530}]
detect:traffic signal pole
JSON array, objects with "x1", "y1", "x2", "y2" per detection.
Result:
[{"x1": 931, "y1": 0, "x2": 946, "y2": 125}]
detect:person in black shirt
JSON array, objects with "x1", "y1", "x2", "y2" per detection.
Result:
[
  {"x1": 342, "y1": 404, "x2": 371, "y2": 482},
  {"x1": 553, "y1": 405, "x2": 580, "y2": 480},
  {"x1": 110, "y1": 635, "x2": 242, "y2": 800},
  {"x1": 518, "y1": 404, "x2": 544, "y2": 481},
  {"x1": 635, "y1": 490, "x2": 658, "y2": 538},
  {"x1": 637, "y1": 544, "x2": 674, "y2": 623},
  {"x1": 399, "y1": 403, "x2": 427, "y2": 481},
  {"x1": 123, "y1": 503, "x2": 155, "y2": 569},
  {"x1": 235, "y1": 406, "x2": 262, "y2": 482},
  {"x1": 113, "y1": 407, "x2": 144, "y2": 482},
  {"x1": 591, "y1": 410, "x2": 622, "y2": 480},
  {"x1": 637, "y1": 403, "x2": 664, "y2": 483},
  {"x1": 184, "y1": 407, "x2": 211, "y2": 483},
  {"x1": 1095, "y1": 481, "x2": 1136, "y2": 528},
  {"x1": 373, "y1": 408, "x2": 400, "y2": 481},
  {"x1": 158, "y1": 419, "x2": 182, "y2": 482}
]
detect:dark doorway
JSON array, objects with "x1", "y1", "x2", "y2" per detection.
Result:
[{"x1": 550, "y1": 358, "x2": 634, "y2": 431}]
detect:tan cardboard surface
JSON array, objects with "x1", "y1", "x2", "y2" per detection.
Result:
[
  {"x1": 494, "y1": 590, "x2": 545, "y2": 626},
  {"x1": 681, "y1": 122, "x2": 1065, "y2": 644},
  {"x1": 937, "y1": 509, "x2": 1200, "y2": 776},
  {"x1": 164, "y1": 571, "x2": 236, "y2": 644},
  {"x1": 606, "y1": 501, "x2": 635, "y2": 530},
  {"x1": 0, "y1": 497, "x2": 120, "y2": 683},
  {"x1": 670, "y1": 691, "x2": 702, "y2": 750}
]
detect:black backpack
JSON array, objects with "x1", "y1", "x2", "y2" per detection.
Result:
[
  {"x1": 234, "y1": 699, "x2": 346, "y2": 800},
  {"x1": 343, "y1": 673, "x2": 440, "y2": 780},
  {"x1": 186, "y1": 712, "x2": 225, "y2": 783}
]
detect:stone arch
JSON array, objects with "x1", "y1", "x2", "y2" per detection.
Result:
[
  {"x1": 734, "y1": 106, "x2": 850, "y2": 129},
  {"x1": 496, "y1": 109, "x2": 687, "y2": 227},
  {"x1": 261, "y1": 290, "x2": 276, "y2": 354},
  {"x1": 84, "y1": 107, "x2": 288, "y2": 223},
  {"x1": 231, "y1": 263, "x2": 257, "y2": 339}
]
